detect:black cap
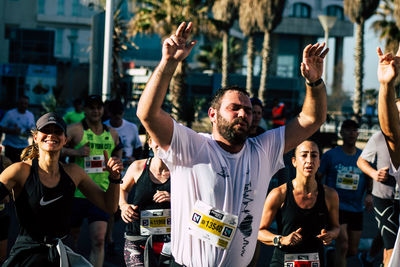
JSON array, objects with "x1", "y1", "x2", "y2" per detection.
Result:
[
  {"x1": 36, "y1": 112, "x2": 67, "y2": 133},
  {"x1": 84, "y1": 95, "x2": 103, "y2": 107},
  {"x1": 251, "y1": 97, "x2": 263, "y2": 108}
]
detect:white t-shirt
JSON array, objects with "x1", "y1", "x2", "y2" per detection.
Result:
[
  {"x1": 158, "y1": 120, "x2": 285, "y2": 267},
  {"x1": 104, "y1": 119, "x2": 142, "y2": 157},
  {"x1": 388, "y1": 164, "x2": 400, "y2": 267},
  {"x1": 0, "y1": 108, "x2": 35, "y2": 148}
]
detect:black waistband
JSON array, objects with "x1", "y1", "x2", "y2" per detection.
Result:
[{"x1": 170, "y1": 256, "x2": 185, "y2": 267}]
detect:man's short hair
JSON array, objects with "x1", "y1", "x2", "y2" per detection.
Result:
[
  {"x1": 341, "y1": 119, "x2": 359, "y2": 130},
  {"x1": 251, "y1": 97, "x2": 263, "y2": 108},
  {"x1": 84, "y1": 95, "x2": 103, "y2": 107},
  {"x1": 210, "y1": 85, "x2": 249, "y2": 110},
  {"x1": 108, "y1": 99, "x2": 124, "y2": 115}
]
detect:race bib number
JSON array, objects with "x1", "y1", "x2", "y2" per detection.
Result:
[
  {"x1": 84, "y1": 155, "x2": 105, "y2": 173},
  {"x1": 140, "y1": 209, "x2": 171, "y2": 236},
  {"x1": 188, "y1": 200, "x2": 238, "y2": 250},
  {"x1": 284, "y1": 252, "x2": 320, "y2": 267},
  {"x1": 336, "y1": 172, "x2": 359, "y2": 190}
]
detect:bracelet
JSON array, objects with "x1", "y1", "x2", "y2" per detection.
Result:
[
  {"x1": 306, "y1": 78, "x2": 323, "y2": 87},
  {"x1": 108, "y1": 175, "x2": 122, "y2": 184}
]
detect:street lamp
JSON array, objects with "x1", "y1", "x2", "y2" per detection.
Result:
[{"x1": 318, "y1": 15, "x2": 337, "y2": 84}]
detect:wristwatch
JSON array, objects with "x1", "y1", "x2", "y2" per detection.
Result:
[
  {"x1": 273, "y1": 235, "x2": 282, "y2": 247},
  {"x1": 306, "y1": 78, "x2": 323, "y2": 87}
]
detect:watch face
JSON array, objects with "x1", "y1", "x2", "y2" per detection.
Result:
[{"x1": 273, "y1": 236, "x2": 279, "y2": 245}]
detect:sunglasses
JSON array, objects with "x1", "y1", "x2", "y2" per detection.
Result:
[{"x1": 39, "y1": 127, "x2": 64, "y2": 135}]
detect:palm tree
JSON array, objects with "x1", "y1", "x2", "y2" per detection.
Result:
[
  {"x1": 128, "y1": 0, "x2": 211, "y2": 125},
  {"x1": 196, "y1": 36, "x2": 243, "y2": 73},
  {"x1": 344, "y1": 0, "x2": 380, "y2": 118},
  {"x1": 239, "y1": 0, "x2": 259, "y2": 96},
  {"x1": 255, "y1": 0, "x2": 286, "y2": 104},
  {"x1": 212, "y1": 0, "x2": 239, "y2": 88},
  {"x1": 373, "y1": 0, "x2": 400, "y2": 54}
]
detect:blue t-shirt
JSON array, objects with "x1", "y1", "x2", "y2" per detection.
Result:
[{"x1": 319, "y1": 146, "x2": 366, "y2": 212}]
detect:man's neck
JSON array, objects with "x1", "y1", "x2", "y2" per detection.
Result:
[
  {"x1": 110, "y1": 118, "x2": 123, "y2": 128},
  {"x1": 85, "y1": 119, "x2": 103, "y2": 135},
  {"x1": 341, "y1": 143, "x2": 357, "y2": 155}
]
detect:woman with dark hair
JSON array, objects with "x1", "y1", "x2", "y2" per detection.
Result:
[
  {"x1": 258, "y1": 140, "x2": 340, "y2": 267},
  {"x1": 0, "y1": 112, "x2": 123, "y2": 267},
  {"x1": 119, "y1": 133, "x2": 171, "y2": 266}
]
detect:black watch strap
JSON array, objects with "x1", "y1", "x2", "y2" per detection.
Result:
[
  {"x1": 108, "y1": 175, "x2": 122, "y2": 184},
  {"x1": 306, "y1": 78, "x2": 323, "y2": 87}
]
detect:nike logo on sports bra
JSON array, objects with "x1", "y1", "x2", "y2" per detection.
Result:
[{"x1": 39, "y1": 195, "x2": 63, "y2": 206}]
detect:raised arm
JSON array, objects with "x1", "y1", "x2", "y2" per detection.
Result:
[
  {"x1": 137, "y1": 22, "x2": 197, "y2": 151},
  {"x1": 377, "y1": 46, "x2": 400, "y2": 168},
  {"x1": 284, "y1": 43, "x2": 328, "y2": 153}
]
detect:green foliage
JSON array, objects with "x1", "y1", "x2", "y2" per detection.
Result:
[{"x1": 196, "y1": 37, "x2": 243, "y2": 73}]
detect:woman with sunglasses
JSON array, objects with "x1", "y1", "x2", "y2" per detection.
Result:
[{"x1": 0, "y1": 112, "x2": 123, "y2": 267}]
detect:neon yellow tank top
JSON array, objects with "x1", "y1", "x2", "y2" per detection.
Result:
[{"x1": 74, "y1": 125, "x2": 115, "y2": 198}]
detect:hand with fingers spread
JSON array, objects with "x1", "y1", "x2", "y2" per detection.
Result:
[
  {"x1": 301, "y1": 43, "x2": 329, "y2": 84},
  {"x1": 153, "y1": 190, "x2": 170, "y2": 203},
  {"x1": 281, "y1": 228, "x2": 303, "y2": 246},
  {"x1": 316, "y1": 229, "x2": 334, "y2": 245},
  {"x1": 104, "y1": 150, "x2": 123, "y2": 180},
  {"x1": 377, "y1": 46, "x2": 400, "y2": 85},
  {"x1": 120, "y1": 203, "x2": 139, "y2": 223},
  {"x1": 162, "y1": 22, "x2": 197, "y2": 63}
]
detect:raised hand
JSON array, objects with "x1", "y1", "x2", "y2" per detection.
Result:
[
  {"x1": 377, "y1": 46, "x2": 400, "y2": 85},
  {"x1": 162, "y1": 22, "x2": 197, "y2": 63},
  {"x1": 300, "y1": 43, "x2": 329, "y2": 84},
  {"x1": 103, "y1": 150, "x2": 123, "y2": 179},
  {"x1": 153, "y1": 190, "x2": 170, "y2": 203}
]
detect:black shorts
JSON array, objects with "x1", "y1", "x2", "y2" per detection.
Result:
[
  {"x1": 373, "y1": 196, "x2": 399, "y2": 249},
  {"x1": 0, "y1": 215, "x2": 10, "y2": 240},
  {"x1": 339, "y1": 210, "x2": 363, "y2": 231},
  {"x1": 70, "y1": 197, "x2": 109, "y2": 227}
]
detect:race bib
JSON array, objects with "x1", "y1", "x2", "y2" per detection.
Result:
[
  {"x1": 336, "y1": 171, "x2": 359, "y2": 190},
  {"x1": 188, "y1": 200, "x2": 238, "y2": 250},
  {"x1": 84, "y1": 155, "x2": 105, "y2": 173},
  {"x1": 140, "y1": 209, "x2": 171, "y2": 236},
  {"x1": 284, "y1": 252, "x2": 320, "y2": 267}
]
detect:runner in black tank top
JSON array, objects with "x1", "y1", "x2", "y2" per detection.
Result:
[
  {"x1": 258, "y1": 140, "x2": 340, "y2": 266},
  {"x1": 120, "y1": 134, "x2": 171, "y2": 267},
  {"x1": 4, "y1": 158, "x2": 75, "y2": 266},
  {"x1": 0, "y1": 112, "x2": 123, "y2": 267}
]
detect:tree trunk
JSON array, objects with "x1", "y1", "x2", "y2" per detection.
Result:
[
  {"x1": 246, "y1": 35, "x2": 255, "y2": 96},
  {"x1": 258, "y1": 31, "x2": 272, "y2": 104},
  {"x1": 221, "y1": 30, "x2": 229, "y2": 88},
  {"x1": 353, "y1": 21, "x2": 364, "y2": 118},
  {"x1": 170, "y1": 61, "x2": 187, "y2": 123}
]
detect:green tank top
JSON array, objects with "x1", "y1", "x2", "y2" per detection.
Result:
[{"x1": 74, "y1": 124, "x2": 115, "y2": 198}]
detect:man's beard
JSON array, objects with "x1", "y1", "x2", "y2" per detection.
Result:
[{"x1": 216, "y1": 113, "x2": 249, "y2": 145}]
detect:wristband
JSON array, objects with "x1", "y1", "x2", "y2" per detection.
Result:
[
  {"x1": 306, "y1": 78, "x2": 323, "y2": 87},
  {"x1": 108, "y1": 175, "x2": 122, "y2": 184}
]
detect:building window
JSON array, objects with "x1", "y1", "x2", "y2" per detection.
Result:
[
  {"x1": 291, "y1": 3, "x2": 311, "y2": 18},
  {"x1": 57, "y1": 0, "x2": 64, "y2": 15},
  {"x1": 55, "y1": 29, "x2": 63, "y2": 55},
  {"x1": 38, "y1": 0, "x2": 45, "y2": 14},
  {"x1": 277, "y1": 55, "x2": 295, "y2": 78},
  {"x1": 326, "y1": 5, "x2": 344, "y2": 20},
  {"x1": 72, "y1": 0, "x2": 80, "y2": 16}
]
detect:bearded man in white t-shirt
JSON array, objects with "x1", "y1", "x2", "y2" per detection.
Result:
[{"x1": 135, "y1": 22, "x2": 328, "y2": 267}]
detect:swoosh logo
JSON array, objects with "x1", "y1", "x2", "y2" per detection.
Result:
[{"x1": 39, "y1": 195, "x2": 63, "y2": 206}]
